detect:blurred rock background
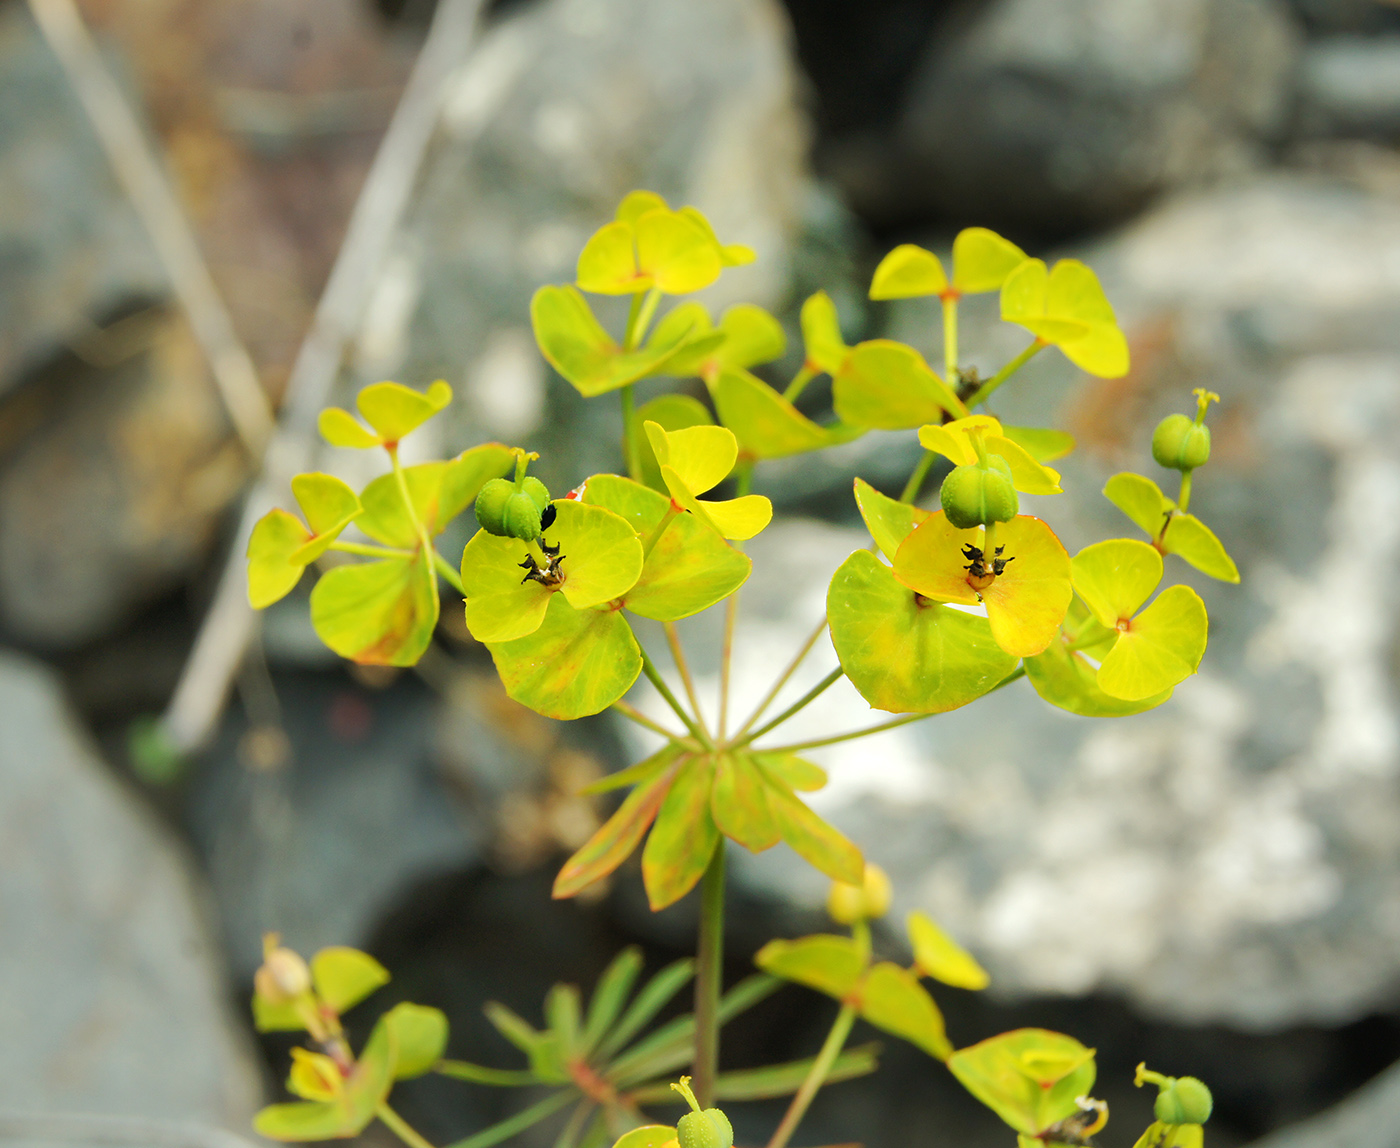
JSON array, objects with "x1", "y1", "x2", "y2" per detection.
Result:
[{"x1": 5, "y1": 0, "x2": 1400, "y2": 1146}]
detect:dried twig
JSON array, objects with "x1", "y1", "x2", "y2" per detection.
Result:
[
  {"x1": 158, "y1": 0, "x2": 486, "y2": 754},
  {"x1": 26, "y1": 0, "x2": 275, "y2": 454}
]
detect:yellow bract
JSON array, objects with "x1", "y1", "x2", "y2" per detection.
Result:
[
  {"x1": 868, "y1": 229, "x2": 1027, "y2": 299},
  {"x1": 642, "y1": 421, "x2": 772, "y2": 541},
  {"x1": 1001, "y1": 258, "x2": 1129, "y2": 378},
  {"x1": 918, "y1": 416, "x2": 1062, "y2": 495},
  {"x1": 893, "y1": 512, "x2": 1072, "y2": 657},
  {"x1": 575, "y1": 193, "x2": 753, "y2": 297}
]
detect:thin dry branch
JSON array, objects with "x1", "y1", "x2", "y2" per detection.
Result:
[
  {"x1": 158, "y1": 0, "x2": 486, "y2": 754},
  {"x1": 27, "y1": 0, "x2": 275, "y2": 454}
]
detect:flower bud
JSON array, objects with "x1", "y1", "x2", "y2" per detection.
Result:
[
  {"x1": 255, "y1": 938, "x2": 311, "y2": 1003},
  {"x1": 1154, "y1": 1077, "x2": 1213, "y2": 1126},
  {"x1": 827, "y1": 862, "x2": 893, "y2": 925},
  {"x1": 1151, "y1": 414, "x2": 1210, "y2": 471},
  {"x1": 940, "y1": 458, "x2": 1017, "y2": 530}
]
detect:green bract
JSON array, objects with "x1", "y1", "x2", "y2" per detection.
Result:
[
  {"x1": 319, "y1": 380, "x2": 452, "y2": 448},
  {"x1": 1001, "y1": 258, "x2": 1129, "y2": 378},
  {"x1": 247, "y1": 473, "x2": 361, "y2": 609},
  {"x1": 868, "y1": 229, "x2": 1026, "y2": 299},
  {"x1": 1103, "y1": 472, "x2": 1240, "y2": 583},
  {"x1": 643, "y1": 421, "x2": 773, "y2": 541},
  {"x1": 832, "y1": 340, "x2": 967, "y2": 429},
  {"x1": 948, "y1": 1030, "x2": 1097, "y2": 1136},
  {"x1": 1070, "y1": 540, "x2": 1208, "y2": 700}
]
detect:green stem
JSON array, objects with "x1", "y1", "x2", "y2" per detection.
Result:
[
  {"x1": 642, "y1": 504, "x2": 681, "y2": 559},
  {"x1": 1178, "y1": 469, "x2": 1194, "y2": 514},
  {"x1": 783, "y1": 365, "x2": 816, "y2": 403},
  {"x1": 621, "y1": 290, "x2": 647, "y2": 350},
  {"x1": 620, "y1": 385, "x2": 641, "y2": 482},
  {"x1": 982, "y1": 520, "x2": 1000, "y2": 568},
  {"x1": 941, "y1": 293, "x2": 959, "y2": 385},
  {"x1": 328, "y1": 540, "x2": 415, "y2": 559},
  {"x1": 389, "y1": 446, "x2": 435, "y2": 558},
  {"x1": 435, "y1": 1061, "x2": 538, "y2": 1086},
  {"x1": 717, "y1": 462, "x2": 754, "y2": 739},
  {"x1": 731, "y1": 666, "x2": 844, "y2": 749},
  {"x1": 963, "y1": 339, "x2": 1046, "y2": 409},
  {"x1": 433, "y1": 550, "x2": 465, "y2": 595},
  {"x1": 732, "y1": 616, "x2": 828, "y2": 741},
  {"x1": 640, "y1": 648, "x2": 712, "y2": 748},
  {"x1": 764, "y1": 1004, "x2": 859, "y2": 1148},
  {"x1": 612, "y1": 699, "x2": 685, "y2": 741},
  {"x1": 765, "y1": 712, "x2": 929, "y2": 753},
  {"x1": 627, "y1": 288, "x2": 663, "y2": 349},
  {"x1": 899, "y1": 450, "x2": 937, "y2": 505},
  {"x1": 692, "y1": 844, "x2": 726, "y2": 1107},
  {"x1": 664, "y1": 622, "x2": 709, "y2": 738},
  {"x1": 378, "y1": 1103, "x2": 438, "y2": 1148}
]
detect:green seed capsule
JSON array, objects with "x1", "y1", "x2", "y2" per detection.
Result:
[
  {"x1": 940, "y1": 457, "x2": 1018, "y2": 530},
  {"x1": 521, "y1": 476, "x2": 551, "y2": 512},
  {"x1": 1155, "y1": 1077, "x2": 1213, "y2": 1125},
  {"x1": 677, "y1": 1110, "x2": 729, "y2": 1148},
  {"x1": 1151, "y1": 413, "x2": 1211, "y2": 471},
  {"x1": 474, "y1": 479, "x2": 514, "y2": 535},
  {"x1": 475, "y1": 477, "x2": 549, "y2": 541}
]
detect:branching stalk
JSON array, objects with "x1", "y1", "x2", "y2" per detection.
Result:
[
  {"x1": 941, "y1": 293, "x2": 959, "y2": 385},
  {"x1": 433, "y1": 550, "x2": 466, "y2": 595},
  {"x1": 783, "y1": 365, "x2": 816, "y2": 403},
  {"x1": 900, "y1": 450, "x2": 937, "y2": 505},
  {"x1": 664, "y1": 622, "x2": 709, "y2": 738},
  {"x1": 764, "y1": 1004, "x2": 858, "y2": 1148},
  {"x1": 732, "y1": 667, "x2": 844, "y2": 748},
  {"x1": 640, "y1": 649, "x2": 711, "y2": 748},
  {"x1": 732, "y1": 616, "x2": 829, "y2": 740},
  {"x1": 329, "y1": 540, "x2": 415, "y2": 560},
  {"x1": 378, "y1": 1103, "x2": 439, "y2": 1148},
  {"x1": 612, "y1": 700, "x2": 685, "y2": 741},
  {"x1": 963, "y1": 339, "x2": 1046, "y2": 409}
]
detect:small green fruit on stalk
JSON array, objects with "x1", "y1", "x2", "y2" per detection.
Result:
[
  {"x1": 1151, "y1": 388, "x2": 1218, "y2": 471},
  {"x1": 672, "y1": 1076, "x2": 734, "y2": 1148},
  {"x1": 475, "y1": 475, "x2": 552, "y2": 541},
  {"x1": 941, "y1": 457, "x2": 1018, "y2": 530},
  {"x1": 1136, "y1": 1063, "x2": 1213, "y2": 1125}
]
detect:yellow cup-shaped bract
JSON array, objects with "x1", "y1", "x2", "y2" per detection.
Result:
[
  {"x1": 827, "y1": 862, "x2": 893, "y2": 924},
  {"x1": 940, "y1": 458, "x2": 1018, "y2": 530},
  {"x1": 1151, "y1": 414, "x2": 1211, "y2": 471}
]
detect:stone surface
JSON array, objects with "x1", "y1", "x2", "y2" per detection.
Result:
[
  {"x1": 1297, "y1": 36, "x2": 1400, "y2": 140},
  {"x1": 0, "y1": 310, "x2": 245, "y2": 649},
  {"x1": 855, "y1": 0, "x2": 1301, "y2": 233},
  {"x1": 622, "y1": 170, "x2": 1400, "y2": 1031},
  {"x1": 0, "y1": 650, "x2": 262, "y2": 1125},
  {"x1": 1250, "y1": 1055, "x2": 1400, "y2": 1148},
  {"x1": 336, "y1": 0, "x2": 813, "y2": 493},
  {"x1": 0, "y1": 4, "x2": 166, "y2": 397}
]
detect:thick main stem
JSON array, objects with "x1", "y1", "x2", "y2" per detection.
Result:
[
  {"x1": 692, "y1": 844, "x2": 726, "y2": 1108},
  {"x1": 765, "y1": 1003, "x2": 858, "y2": 1148}
]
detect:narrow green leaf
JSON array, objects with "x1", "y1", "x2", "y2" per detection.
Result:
[
  {"x1": 761, "y1": 772, "x2": 864, "y2": 885},
  {"x1": 749, "y1": 751, "x2": 827, "y2": 792},
  {"x1": 435, "y1": 1061, "x2": 538, "y2": 1086},
  {"x1": 484, "y1": 1001, "x2": 567, "y2": 1083},
  {"x1": 311, "y1": 947, "x2": 390, "y2": 1014},
  {"x1": 582, "y1": 947, "x2": 644, "y2": 1054},
  {"x1": 443, "y1": 1090, "x2": 577, "y2": 1148},
  {"x1": 712, "y1": 752, "x2": 781, "y2": 852},
  {"x1": 580, "y1": 747, "x2": 682, "y2": 797},
  {"x1": 554, "y1": 762, "x2": 679, "y2": 899},
  {"x1": 858, "y1": 961, "x2": 952, "y2": 1060},
  {"x1": 754, "y1": 935, "x2": 863, "y2": 1001},
  {"x1": 594, "y1": 958, "x2": 695, "y2": 1061},
  {"x1": 545, "y1": 984, "x2": 583, "y2": 1060},
  {"x1": 642, "y1": 755, "x2": 721, "y2": 910}
]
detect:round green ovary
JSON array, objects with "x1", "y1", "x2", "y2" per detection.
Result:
[
  {"x1": 1155, "y1": 1077, "x2": 1213, "y2": 1125},
  {"x1": 1151, "y1": 414, "x2": 1210, "y2": 471},
  {"x1": 940, "y1": 458, "x2": 1018, "y2": 529},
  {"x1": 677, "y1": 1111, "x2": 732, "y2": 1148}
]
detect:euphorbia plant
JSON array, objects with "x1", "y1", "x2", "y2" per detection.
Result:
[{"x1": 244, "y1": 191, "x2": 1235, "y2": 1148}]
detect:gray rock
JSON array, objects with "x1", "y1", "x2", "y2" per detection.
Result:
[
  {"x1": 1297, "y1": 36, "x2": 1400, "y2": 139},
  {"x1": 1285, "y1": 0, "x2": 1400, "y2": 34},
  {"x1": 337, "y1": 0, "x2": 812, "y2": 492},
  {"x1": 0, "y1": 650, "x2": 261, "y2": 1125},
  {"x1": 0, "y1": 310, "x2": 245, "y2": 649},
  {"x1": 877, "y1": 0, "x2": 1300, "y2": 232},
  {"x1": 0, "y1": 4, "x2": 166, "y2": 396},
  {"x1": 187, "y1": 671, "x2": 485, "y2": 980},
  {"x1": 622, "y1": 170, "x2": 1400, "y2": 1031},
  {"x1": 1248, "y1": 1056, "x2": 1400, "y2": 1148}
]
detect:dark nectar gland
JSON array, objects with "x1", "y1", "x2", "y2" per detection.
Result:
[
  {"x1": 961, "y1": 543, "x2": 1013, "y2": 591},
  {"x1": 519, "y1": 538, "x2": 565, "y2": 587}
]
